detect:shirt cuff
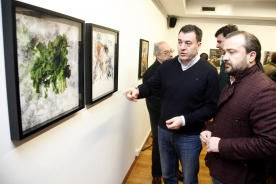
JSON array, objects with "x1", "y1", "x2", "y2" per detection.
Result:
[{"x1": 181, "y1": 115, "x2": 185, "y2": 126}]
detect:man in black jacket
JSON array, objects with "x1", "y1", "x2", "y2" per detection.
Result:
[{"x1": 142, "y1": 41, "x2": 175, "y2": 184}]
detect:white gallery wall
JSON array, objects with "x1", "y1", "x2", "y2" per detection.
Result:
[
  {"x1": 0, "y1": 0, "x2": 167, "y2": 183},
  {"x1": 166, "y1": 18, "x2": 276, "y2": 63}
]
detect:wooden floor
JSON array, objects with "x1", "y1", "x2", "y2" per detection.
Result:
[{"x1": 124, "y1": 134, "x2": 212, "y2": 184}]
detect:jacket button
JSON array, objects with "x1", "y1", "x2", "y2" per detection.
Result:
[{"x1": 244, "y1": 164, "x2": 247, "y2": 167}]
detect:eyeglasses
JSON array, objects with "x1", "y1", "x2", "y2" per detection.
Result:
[{"x1": 159, "y1": 49, "x2": 174, "y2": 55}]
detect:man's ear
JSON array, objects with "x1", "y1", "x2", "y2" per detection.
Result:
[
  {"x1": 248, "y1": 51, "x2": 256, "y2": 63},
  {"x1": 156, "y1": 54, "x2": 161, "y2": 60},
  {"x1": 197, "y1": 42, "x2": 202, "y2": 51}
]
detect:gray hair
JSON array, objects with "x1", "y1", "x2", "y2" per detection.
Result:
[{"x1": 154, "y1": 41, "x2": 168, "y2": 55}]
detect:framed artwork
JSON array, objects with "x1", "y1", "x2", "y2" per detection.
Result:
[
  {"x1": 85, "y1": 24, "x2": 119, "y2": 104},
  {"x1": 209, "y1": 49, "x2": 221, "y2": 67},
  {"x1": 153, "y1": 42, "x2": 157, "y2": 62},
  {"x1": 263, "y1": 51, "x2": 276, "y2": 65},
  {"x1": 138, "y1": 39, "x2": 149, "y2": 79},
  {"x1": 1, "y1": 0, "x2": 85, "y2": 140}
]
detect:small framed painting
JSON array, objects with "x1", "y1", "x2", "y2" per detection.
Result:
[
  {"x1": 209, "y1": 49, "x2": 221, "y2": 67},
  {"x1": 138, "y1": 39, "x2": 149, "y2": 79},
  {"x1": 263, "y1": 51, "x2": 276, "y2": 65}
]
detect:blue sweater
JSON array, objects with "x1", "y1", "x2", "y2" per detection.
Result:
[{"x1": 138, "y1": 57, "x2": 219, "y2": 135}]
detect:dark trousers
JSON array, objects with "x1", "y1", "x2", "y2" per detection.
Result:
[{"x1": 147, "y1": 107, "x2": 162, "y2": 177}]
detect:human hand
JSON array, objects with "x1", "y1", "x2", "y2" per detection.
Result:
[
  {"x1": 123, "y1": 88, "x2": 139, "y2": 102},
  {"x1": 206, "y1": 137, "x2": 220, "y2": 153},
  {"x1": 200, "y1": 130, "x2": 212, "y2": 145},
  {"x1": 166, "y1": 116, "x2": 182, "y2": 129}
]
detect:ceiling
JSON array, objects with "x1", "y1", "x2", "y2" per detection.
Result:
[{"x1": 152, "y1": 0, "x2": 276, "y2": 20}]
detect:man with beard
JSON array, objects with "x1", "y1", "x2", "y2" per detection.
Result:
[
  {"x1": 213, "y1": 24, "x2": 264, "y2": 94},
  {"x1": 200, "y1": 31, "x2": 276, "y2": 184}
]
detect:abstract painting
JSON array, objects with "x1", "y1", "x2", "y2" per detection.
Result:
[
  {"x1": 85, "y1": 24, "x2": 119, "y2": 104},
  {"x1": 1, "y1": 0, "x2": 85, "y2": 140}
]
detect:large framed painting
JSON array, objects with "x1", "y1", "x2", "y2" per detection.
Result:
[
  {"x1": 263, "y1": 51, "x2": 276, "y2": 65},
  {"x1": 85, "y1": 24, "x2": 119, "y2": 104},
  {"x1": 138, "y1": 39, "x2": 149, "y2": 79},
  {"x1": 209, "y1": 49, "x2": 221, "y2": 67},
  {"x1": 1, "y1": 0, "x2": 85, "y2": 140}
]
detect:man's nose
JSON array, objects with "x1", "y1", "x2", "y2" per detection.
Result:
[
  {"x1": 180, "y1": 43, "x2": 186, "y2": 50},
  {"x1": 223, "y1": 54, "x2": 229, "y2": 61}
]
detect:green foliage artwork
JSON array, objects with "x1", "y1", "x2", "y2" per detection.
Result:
[
  {"x1": 30, "y1": 34, "x2": 71, "y2": 98},
  {"x1": 14, "y1": 10, "x2": 80, "y2": 133}
]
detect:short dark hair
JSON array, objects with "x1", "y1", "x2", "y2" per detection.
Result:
[
  {"x1": 200, "y1": 53, "x2": 208, "y2": 61},
  {"x1": 179, "y1": 24, "x2": 202, "y2": 42},
  {"x1": 226, "y1": 31, "x2": 262, "y2": 63},
  {"x1": 215, "y1": 24, "x2": 238, "y2": 38}
]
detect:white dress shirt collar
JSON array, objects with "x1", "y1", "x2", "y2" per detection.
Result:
[{"x1": 177, "y1": 55, "x2": 200, "y2": 71}]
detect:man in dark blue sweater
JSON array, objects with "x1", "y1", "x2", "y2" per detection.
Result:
[
  {"x1": 143, "y1": 41, "x2": 183, "y2": 184},
  {"x1": 124, "y1": 25, "x2": 219, "y2": 184}
]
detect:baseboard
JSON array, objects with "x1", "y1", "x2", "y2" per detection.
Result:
[
  {"x1": 121, "y1": 156, "x2": 138, "y2": 184},
  {"x1": 121, "y1": 130, "x2": 152, "y2": 184},
  {"x1": 134, "y1": 129, "x2": 151, "y2": 156}
]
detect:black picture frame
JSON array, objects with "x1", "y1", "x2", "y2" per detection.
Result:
[
  {"x1": 138, "y1": 39, "x2": 149, "y2": 79},
  {"x1": 1, "y1": 0, "x2": 85, "y2": 140},
  {"x1": 85, "y1": 24, "x2": 119, "y2": 104}
]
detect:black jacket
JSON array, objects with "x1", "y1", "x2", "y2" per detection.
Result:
[{"x1": 142, "y1": 60, "x2": 162, "y2": 112}]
